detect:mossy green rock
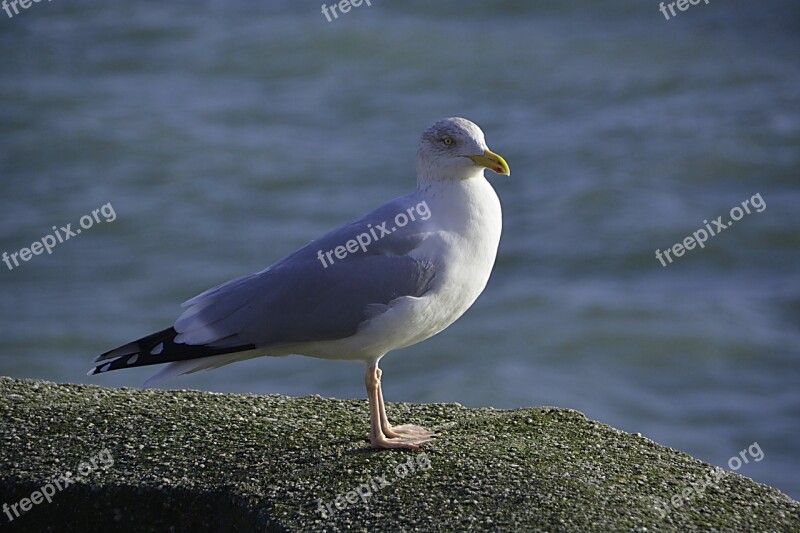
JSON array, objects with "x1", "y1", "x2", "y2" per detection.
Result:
[{"x1": 0, "y1": 376, "x2": 797, "y2": 531}]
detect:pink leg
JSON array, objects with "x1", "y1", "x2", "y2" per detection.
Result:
[{"x1": 365, "y1": 365, "x2": 436, "y2": 449}]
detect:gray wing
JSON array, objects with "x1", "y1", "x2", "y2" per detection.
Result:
[{"x1": 173, "y1": 197, "x2": 436, "y2": 349}]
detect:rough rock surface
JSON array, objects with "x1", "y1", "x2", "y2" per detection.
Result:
[{"x1": 0, "y1": 376, "x2": 797, "y2": 531}]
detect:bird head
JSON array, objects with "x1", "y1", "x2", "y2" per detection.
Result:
[{"x1": 416, "y1": 117, "x2": 510, "y2": 184}]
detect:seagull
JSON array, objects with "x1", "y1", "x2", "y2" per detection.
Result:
[{"x1": 89, "y1": 117, "x2": 510, "y2": 450}]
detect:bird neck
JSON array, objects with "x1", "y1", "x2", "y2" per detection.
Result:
[
  {"x1": 416, "y1": 166, "x2": 485, "y2": 188},
  {"x1": 415, "y1": 173, "x2": 499, "y2": 218}
]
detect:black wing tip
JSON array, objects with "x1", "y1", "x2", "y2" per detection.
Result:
[
  {"x1": 94, "y1": 327, "x2": 177, "y2": 363},
  {"x1": 90, "y1": 327, "x2": 177, "y2": 375},
  {"x1": 88, "y1": 360, "x2": 117, "y2": 376},
  {"x1": 89, "y1": 327, "x2": 256, "y2": 376}
]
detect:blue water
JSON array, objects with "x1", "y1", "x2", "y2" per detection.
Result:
[{"x1": 1, "y1": 0, "x2": 799, "y2": 502}]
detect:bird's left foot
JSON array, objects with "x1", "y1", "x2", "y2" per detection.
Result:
[
  {"x1": 384, "y1": 424, "x2": 437, "y2": 441},
  {"x1": 370, "y1": 424, "x2": 437, "y2": 449}
]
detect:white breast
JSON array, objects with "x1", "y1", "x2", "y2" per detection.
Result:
[
  {"x1": 268, "y1": 176, "x2": 503, "y2": 365},
  {"x1": 407, "y1": 176, "x2": 503, "y2": 339},
  {"x1": 342, "y1": 176, "x2": 502, "y2": 358}
]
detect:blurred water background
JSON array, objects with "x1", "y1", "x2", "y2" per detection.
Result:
[{"x1": 1, "y1": 0, "x2": 798, "y2": 501}]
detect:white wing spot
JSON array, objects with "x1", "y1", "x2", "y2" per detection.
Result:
[
  {"x1": 128, "y1": 354, "x2": 139, "y2": 365},
  {"x1": 101, "y1": 363, "x2": 111, "y2": 373},
  {"x1": 151, "y1": 343, "x2": 164, "y2": 355}
]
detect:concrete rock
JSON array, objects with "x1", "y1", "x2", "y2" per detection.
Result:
[{"x1": 0, "y1": 376, "x2": 797, "y2": 531}]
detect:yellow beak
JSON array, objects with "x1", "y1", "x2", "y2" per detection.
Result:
[{"x1": 466, "y1": 149, "x2": 510, "y2": 176}]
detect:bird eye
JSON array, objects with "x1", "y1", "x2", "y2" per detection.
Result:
[{"x1": 442, "y1": 137, "x2": 453, "y2": 146}]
